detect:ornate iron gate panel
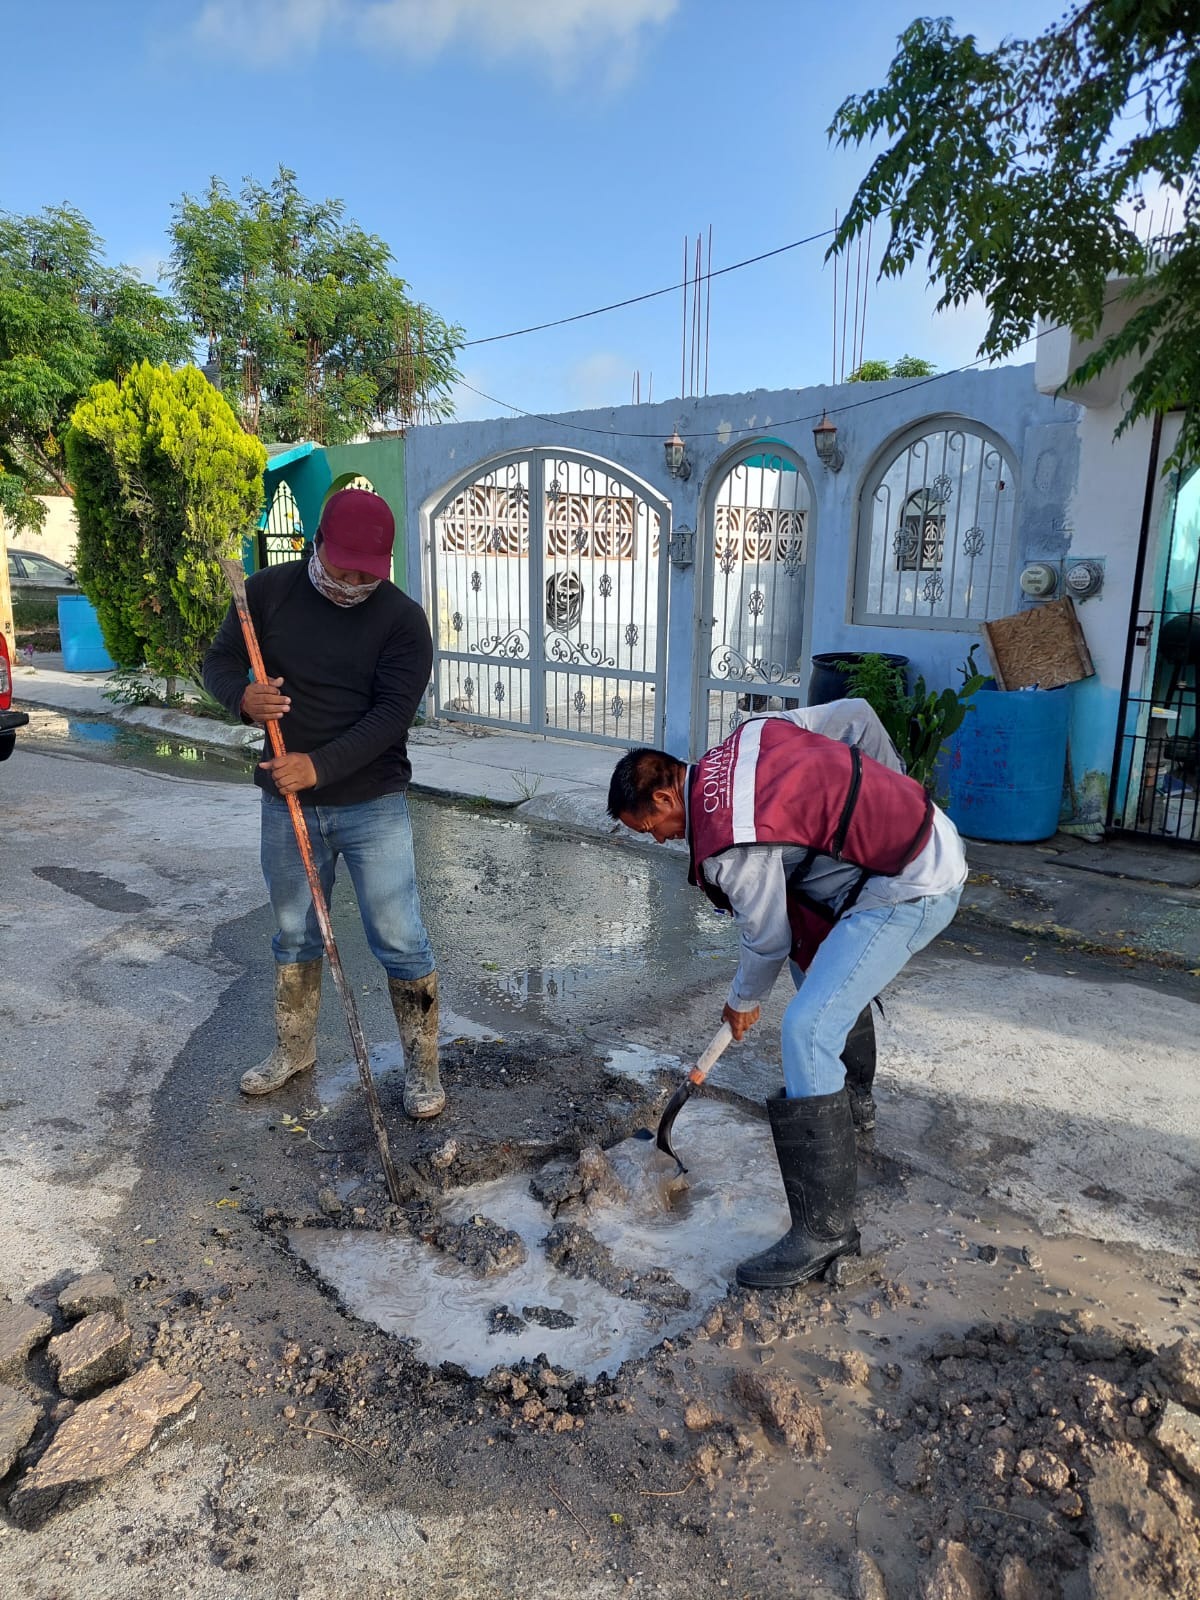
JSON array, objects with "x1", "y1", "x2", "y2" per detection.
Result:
[
  {"x1": 429, "y1": 451, "x2": 669, "y2": 746},
  {"x1": 693, "y1": 446, "x2": 811, "y2": 754}
]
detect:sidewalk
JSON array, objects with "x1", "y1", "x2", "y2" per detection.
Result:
[{"x1": 15, "y1": 655, "x2": 1200, "y2": 972}]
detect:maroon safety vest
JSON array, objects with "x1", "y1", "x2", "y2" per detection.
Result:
[{"x1": 687, "y1": 718, "x2": 934, "y2": 969}]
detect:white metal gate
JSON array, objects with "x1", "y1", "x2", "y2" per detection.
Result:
[
  {"x1": 693, "y1": 445, "x2": 812, "y2": 754},
  {"x1": 428, "y1": 451, "x2": 670, "y2": 746}
]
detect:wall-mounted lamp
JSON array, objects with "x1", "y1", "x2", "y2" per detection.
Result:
[
  {"x1": 669, "y1": 524, "x2": 695, "y2": 570},
  {"x1": 664, "y1": 428, "x2": 691, "y2": 481},
  {"x1": 812, "y1": 412, "x2": 843, "y2": 473}
]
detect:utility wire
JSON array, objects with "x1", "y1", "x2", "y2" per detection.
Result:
[
  {"x1": 462, "y1": 228, "x2": 836, "y2": 347},
  {"x1": 452, "y1": 291, "x2": 1132, "y2": 443},
  {"x1": 455, "y1": 349, "x2": 997, "y2": 442}
]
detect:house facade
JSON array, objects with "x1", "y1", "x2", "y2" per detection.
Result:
[{"x1": 256, "y1": 358, "x2": 1194, "y2": 844}]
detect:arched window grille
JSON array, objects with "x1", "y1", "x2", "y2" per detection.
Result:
[{"x1": 854, "y1": 421, "x2": 1017, "y2": 627}]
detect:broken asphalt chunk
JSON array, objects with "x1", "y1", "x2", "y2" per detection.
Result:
[
  {"x1": 58, "y1": 1271, "x2": 124, "y2": 1323},
  {"x1": 0, "y1": 1302, "x2": 53, "y2": 1380},
  {"x1": 47, "y1": 1311, "x2": 132, "y2": 1396},
  {"x1": 7, "y1": 1363, "x2": 201, "y2": 1525},
  {"x1": 0, "y1": 1383, "x2": 39, "y2": 1477}
]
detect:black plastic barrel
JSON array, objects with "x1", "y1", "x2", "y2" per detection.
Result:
[{"x1": 807, "y1": 652, "x2": 908, "y2": 707}]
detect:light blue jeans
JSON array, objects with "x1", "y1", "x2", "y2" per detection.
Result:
[
  {"x1": 260, "y1": 791, "x2": 435, "y2": 980},
  {"x1": 782, "y1": 888, "x2": 962, "y2": 1099}
]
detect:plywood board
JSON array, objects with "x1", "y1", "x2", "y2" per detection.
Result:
[{"x1": 981, "y1": 597, "x2": 1095, "y2": 690}]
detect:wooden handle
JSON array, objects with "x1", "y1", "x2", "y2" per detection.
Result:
[{"x1": 687, "y1": 1022, "x2": 734, "y2": 1086}]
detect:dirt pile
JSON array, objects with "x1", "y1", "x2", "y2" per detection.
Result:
[
  {"x1": 887, "y1": 1315, "x2": 1200, "y2": 1598},
  {"x1": 405, "y1": 1202, "x2": 527, "y2": 1277},
  {"x1": 542, "y1": 1219, "x2": 691, "y2": 1311}
]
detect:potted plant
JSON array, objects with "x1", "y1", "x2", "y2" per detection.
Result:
[{"x1": 836, "y1": 647, "x2": 987, "y2": 793}]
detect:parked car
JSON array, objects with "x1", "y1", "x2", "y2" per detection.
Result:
[
  {"x1": 0, "y1": 631, "x2": 29, "y2": 760},
  {"x1": 8, "y1": 547, "x2": 78, "y2": 633}
]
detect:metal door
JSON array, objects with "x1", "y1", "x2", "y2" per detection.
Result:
[
  {"x1": 428, "y1": 450, "x2": 670, "y2": 746},
  {"x1": 693, "y1": 444, "x2": 811, "y2": 754},
  {"x1": 1111, "y1": 461, "x2": 1200, "y2": 842}
]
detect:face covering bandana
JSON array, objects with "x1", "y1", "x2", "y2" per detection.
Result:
[{"x1": 308, "y1": 547, "x2": 381, "y2": 608}]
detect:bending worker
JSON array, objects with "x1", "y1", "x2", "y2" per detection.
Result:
[
  {"x1": 203, "y1": 488, "x2": 445, "y2": 1120},
  {"x1": 607, "y1": 700, "x2": 965, "y2": 1289}
]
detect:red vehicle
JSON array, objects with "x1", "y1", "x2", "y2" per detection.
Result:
[{"x1": 0, "y1": 631, "x2": 29, "y2": 760}]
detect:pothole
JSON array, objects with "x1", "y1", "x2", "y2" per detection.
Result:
[{"x1": 290, "y1": 1101, "x2": 787, "y2": 1380}]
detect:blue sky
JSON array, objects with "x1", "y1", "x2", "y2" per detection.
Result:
[{"x1": 2, "y1": 0, "x2": 1065, "y2": 422}]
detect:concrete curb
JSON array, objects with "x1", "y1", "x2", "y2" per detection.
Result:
[{"x1": 112, "y1": 705, "x2": 262, "y2": 752}]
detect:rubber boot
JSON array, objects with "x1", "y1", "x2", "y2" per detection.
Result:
[
  {"x1": 388, "y1": 972, "x2": 445, "y2": 1119},
  {"x1": 241, "y1": 960, "x2": 322, "y2": 1096},
  {"x1": 842, "y1": 1004, "x2": 877, "y2": 1135},
  {"x1": 735, "y1": 1089, "x2": 860, "y2": 1289}
]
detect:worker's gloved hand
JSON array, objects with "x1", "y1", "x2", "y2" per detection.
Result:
[
  {"x1": 241, "y1": 677, "x2": 291, "y2": 724},
  {"x1": 260, "y1": 752, "x2": 318, "y2": 796},
  {"x1": 722, "y1": 1002, "x2": 761, "y2": 1041}
]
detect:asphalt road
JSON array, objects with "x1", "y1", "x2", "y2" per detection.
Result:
[{"x1": 2, "y1": 738, "x2": 1199, "y2": 1598}]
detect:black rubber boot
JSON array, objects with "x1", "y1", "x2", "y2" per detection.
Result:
[
  {"x1": 842, "y1": 1004, "x2": 877, "y2": 1134},
  {"x1": 735, "y1": 1089, "x2": 860, "y2": 1289}
]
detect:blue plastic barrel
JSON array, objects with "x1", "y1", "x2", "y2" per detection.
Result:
[
  {"x1": 939, "y1": 683, "x2": 1069, "y2": 842},
  {"x1": 58, "y1": 595, "x2": 115, "y2": 672}
]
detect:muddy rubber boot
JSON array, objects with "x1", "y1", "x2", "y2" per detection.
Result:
[
  {"x1": 842, "y1": 1004, "x2": 877, "y2": 1135},
  {"x1": 735, "y1": 1089, "x2": 860, "y2": 1290},
  {"x1": 241, "y1": 960, "x2": 322, "y2": 1096},
  {"x1": 388, "y1": 972, "x2": 445, "y2": 1120}
]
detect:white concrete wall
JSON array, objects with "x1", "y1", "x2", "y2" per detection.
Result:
[{"x1": 10, "y1": 497, "x2": 79, "y2": 567}]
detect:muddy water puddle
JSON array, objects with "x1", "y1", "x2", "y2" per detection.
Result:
[
  {"x1": 407, "y1": 807, "x2": 736, "y2": 1034},
  {"x1": 19, "y1": 706, "x2": 254, "y2": 782},
  {"x1": 291, "y1": 1101, "x2": 787, "y2": 1379}
]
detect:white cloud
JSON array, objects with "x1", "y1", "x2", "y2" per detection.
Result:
[{"x1": 191, "y1": 0, "x2": 677, "y2": 77}]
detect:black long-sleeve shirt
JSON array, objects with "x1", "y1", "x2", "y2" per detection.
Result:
[{"x1": 202, "y1": 560, "x2": 433, "y2": 806}]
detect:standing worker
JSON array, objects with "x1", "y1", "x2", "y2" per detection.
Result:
[
  {"x1": 203, "y1": 488, "x2": 445, "y2": 1119},
  {"x1": 607, "y1": 700, "x2": 965, "y2": 1288}
]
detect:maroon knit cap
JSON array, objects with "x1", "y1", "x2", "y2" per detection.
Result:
[{"x1": 318, "y1": 489, "x2": 395, "y2": 582}]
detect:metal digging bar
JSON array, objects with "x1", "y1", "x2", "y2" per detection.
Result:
[{"x1": 220, "y1": 558, "x2": 410, "y2": 1206}]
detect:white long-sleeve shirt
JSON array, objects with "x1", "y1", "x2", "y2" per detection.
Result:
[{"x1": 692, "y1": 701, "x2": 967, "y2": 1012}]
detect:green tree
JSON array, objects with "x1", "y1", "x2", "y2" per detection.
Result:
[
  {"x1": 847, "y1": 355, "x2": 937, "y2": 381},
  {"x1": 830, "y1": 5, "x2": 1200, "y2": 464},
  {"x1": 66, "y1": 361, "x2": 268, "y2": 679},
  {"x1": 0, "y1": 206, "x2": 192, "y2": 532},
  {"x1": 169, "y1": 168, "x2": 463, "y2": 445}
]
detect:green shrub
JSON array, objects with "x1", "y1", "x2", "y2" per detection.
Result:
[{"x1": 65, "y1": 361, "x2": 267, "y2": 680}]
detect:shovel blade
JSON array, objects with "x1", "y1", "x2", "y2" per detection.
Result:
[{"x1": 655, "y1": 1080, "x2": 693, "y2": 1173}]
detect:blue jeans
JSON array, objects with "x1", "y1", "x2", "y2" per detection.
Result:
[
  {"x1": 260, "y1": 791, "x2": 435, "y2": 980},
  {"x1": 781, "y1": 888, "x2": 962, "y2": 1099}
]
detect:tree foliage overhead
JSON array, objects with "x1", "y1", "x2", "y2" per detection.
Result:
[
  {"x1": 830, "y1": 3, "x2": 1200, "y2": 464},
  {"x1": 0, "y1": 206, "x2": 192, "y2": 532},
  {"x1": 66, "y1": 361, "x2": 267, "y2": 680},
  {"x1": 848, "y1": 355, "x2": 937, "y2": 382},
  {"x1": 169, "y1": 168, "x2": 463, "y2": 446}
]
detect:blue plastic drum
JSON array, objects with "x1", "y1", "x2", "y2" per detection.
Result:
[
  {"x1": 58, "y1": 594, "x2": 116, "y2": 673},
  {"x1": 939, "y1": 683, "x2": 1069, "y2": 842}
]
